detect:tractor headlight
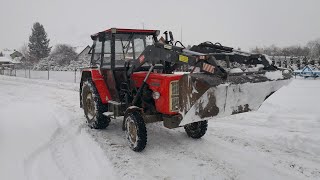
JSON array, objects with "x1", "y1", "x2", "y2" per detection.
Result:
[{"x1": 152, "y1": 91, "x2": 160, "y2": 100}]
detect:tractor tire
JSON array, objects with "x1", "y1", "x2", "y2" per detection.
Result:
[
  {"x1": 184, "y1": 120, "x2": 208, "y2": 139},
  {"x1": 124, "y1": 111, "x2": 147, "y2": 152},
  {"x1": 81, "y1": 79, "x2": 110, "y2": 129}
]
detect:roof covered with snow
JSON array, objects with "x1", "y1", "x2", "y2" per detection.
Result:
[
  {"x1": 0, "y1": 56, "x2": 13, "y2": 63},
  {"x1": 0, "y1": 49, "x2": 23, "y2": 64},
  {"x1": 1, "y1": 49, "x2": 14, "y2": 56}
]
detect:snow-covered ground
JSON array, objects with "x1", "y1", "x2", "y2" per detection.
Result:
[
  {"x1": 2, "y1": 69, "x2": 82, "y2": 83},
  {"x1": 0, "y1": 75, "x2": 319, "y2": 180}
]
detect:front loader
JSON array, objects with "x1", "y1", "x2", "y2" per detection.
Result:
[{"x1": 80, "y1": 28, "x2": 292, "y2": 151}]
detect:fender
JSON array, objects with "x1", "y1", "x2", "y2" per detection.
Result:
[{"x1": 81, "y1": 69, "x2": 112, "y2": 104}]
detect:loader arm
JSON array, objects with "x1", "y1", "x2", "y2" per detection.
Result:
[
  {"x1": 127, "y1": 42, "x2": 226, "y2": 77},
  {"x1": 127, "y1": 40, "x2": 292, "y2": 126}
]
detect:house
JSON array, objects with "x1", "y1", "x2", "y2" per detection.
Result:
[
  {"x1": 68, "y1": 45, "x2": 91, "y2": 70},
  {"x1": 0, "y1": 56, "x2": 13, "y2": 66},
  {"x1": 0, "y1": 49, "x2": 23, "y2": 69},
  {"x1": 10, "y1": 50, "x2": 23, "y2": 59},
  {"x1": 293, "y1": 65, "x2": 320, "y2": 78},
  {"x1": 75, "y1": 45, "x2": 90, "y2": 58}
]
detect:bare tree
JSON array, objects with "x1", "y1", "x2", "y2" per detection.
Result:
[
  {"x1": 49, "y1": 44, "x2": 78, "y2": 66},
  {"x1": 307, "y1": 38, "x2": 320, "y2": 59},
  {"x1": 19, "y1": 43, "x2": 30, "y2": 67}
]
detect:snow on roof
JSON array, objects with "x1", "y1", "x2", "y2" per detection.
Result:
[
  {"x1": 2, "y1": 49, "x2": 14, "y2": 56},
  {"x1": 0, "y1": 49, "x2": 23, "y2": 65},
  {"x1": 0, "y1": 56, "x2": 13, "y2": 63}
]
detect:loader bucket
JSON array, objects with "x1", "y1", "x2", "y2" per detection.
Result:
[{"x1": 178, "y1": 71, "x2": 292, "y2": 126}]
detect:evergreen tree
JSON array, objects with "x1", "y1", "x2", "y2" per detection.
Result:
[{"x1": 28, "y1": 22, "x2": 51, "y2": 64}]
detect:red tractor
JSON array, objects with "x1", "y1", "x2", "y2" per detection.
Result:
[{"x1": 80, "y1": 28, "x2": 291, "y2": 151}]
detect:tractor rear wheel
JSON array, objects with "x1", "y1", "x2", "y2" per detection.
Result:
[
  {"x1": 82, "y1": 79, "x2": 110, "y2": 129},
  {"x1": 124, "y1": 111, "x2": 147, "y2": 152},
  {"x1": 184, "y1": 120, "x2": 208, "y2": 139}
]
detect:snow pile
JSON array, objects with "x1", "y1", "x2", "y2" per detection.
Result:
[
  {"x1": 229, "y1": 68, "x2": 243, "y2": 73},
  {"x1": 247, "y1": 64, "x2": 264, "y2": 72},
  {"x1": 216, "y1": 59, "x2": 270, "y2": 73},
  {"x1": 265, "y1": 71, "x2": 284, "y2": 80}
]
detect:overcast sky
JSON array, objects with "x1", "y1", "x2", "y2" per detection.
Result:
[{"x1": 0, "y1": 0, "x2": 319, "y2": 51}]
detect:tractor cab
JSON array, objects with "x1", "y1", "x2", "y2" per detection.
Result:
[
  {"x1": 85, "y1": 28, "x2": 162, "y2": 103},
  {"x1": 89, "y1": 28, "x2": 160, "y2": 69}
]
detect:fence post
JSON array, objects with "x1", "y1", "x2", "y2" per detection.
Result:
[
  {"x1": 29, "y1": 68, "x2": 31, "y2": 79},
  {"x1": 47, "y1": 62, "x2": 50, "y2": 80},
  {"x1": 74, "y1": 68, "x2": 77, "y2": 83}
]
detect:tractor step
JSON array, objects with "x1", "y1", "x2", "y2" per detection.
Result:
[
  {"x1": 107, "y1": 100, "x2": 125, "y2": 117},
  {"x1": 103, "y1": 112, "x2": 114, "y2": 117}
]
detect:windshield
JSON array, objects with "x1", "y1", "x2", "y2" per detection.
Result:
[{"x1": 92, "y1": 34, "x2": 154, "y2": 67}]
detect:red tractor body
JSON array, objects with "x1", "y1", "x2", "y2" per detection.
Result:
[
  {"x1": 82, "y1": 68, "x2": 183, "y2": 115},
  {"x1": 130, "y1": 72, "x2": 183, "y2": 115}
]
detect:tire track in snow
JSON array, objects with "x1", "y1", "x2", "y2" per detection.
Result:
[
  {"x1": 86, "y1": 121, "x2": 240, "y2": 180},
  {"x1": 23, "y1": 112, "x2": 82, "y2": 180},
  {"x1": 20, "y1": 80, "x2": 116, "y2": 180}
]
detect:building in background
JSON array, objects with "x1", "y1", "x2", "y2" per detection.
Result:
[
  {"x1": 68, "y1": 45, "x2": 91, "y2": 70},
  {"x1": 0, "y1": 49, "x2": 23, "y2": 69}
]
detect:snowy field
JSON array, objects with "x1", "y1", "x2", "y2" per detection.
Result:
[
  {"x1": 2, "y1": 69, "x2": 82, "y2": 83},
  {"x1": 0, "y1": 75, "x2": 319, "y2": 180}
]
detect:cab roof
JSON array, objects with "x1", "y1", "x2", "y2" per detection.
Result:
[{"x1": 91, "y1": 28, "x2": 159, "y2": 40}]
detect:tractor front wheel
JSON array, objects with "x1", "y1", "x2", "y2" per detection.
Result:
[
  {"x1": 124, "y1": 111, "x2": 147, "y2": 152},
  {"x1": 82, "y1": 79, "x2": 110, "y2": 129},
  {"x1": 184, "y1": 120, "x2": 208, "y2": 139}
]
